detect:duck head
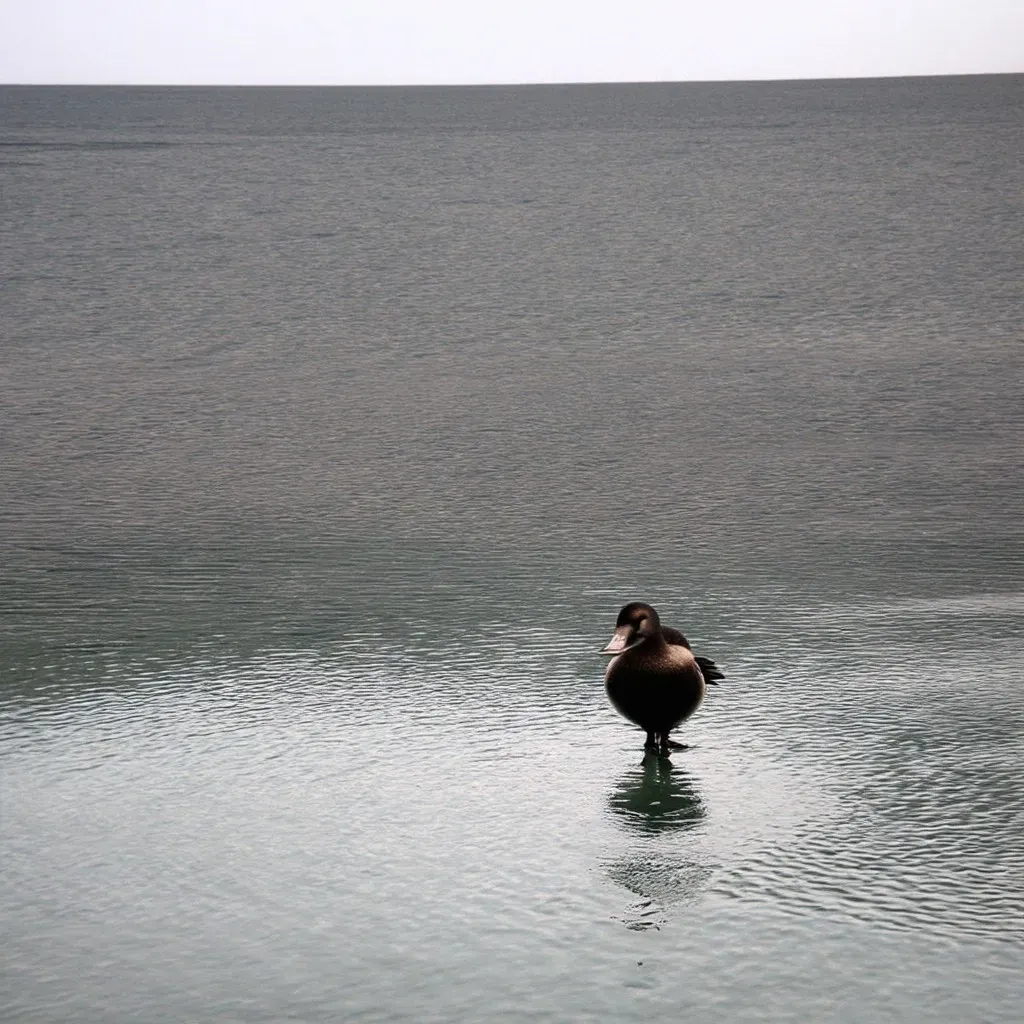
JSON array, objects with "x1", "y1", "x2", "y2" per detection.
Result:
[{"x1": 602, "y1": 601, "x2": 662, "y2": 655}]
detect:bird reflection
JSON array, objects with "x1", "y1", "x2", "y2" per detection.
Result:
[
  {"x1": 605, "y1": 852, "x2": 713, "y2": 930},
  {"x1": 607, "y1": 757, "x2": 706, "y2": 835},
  {"x1": 604, "y1": 760, "x2": 710, "y2": 929}
]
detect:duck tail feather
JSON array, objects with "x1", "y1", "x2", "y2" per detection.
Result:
[{"x1": 696, "y1": 656, "x2": 725, "y2": 684}]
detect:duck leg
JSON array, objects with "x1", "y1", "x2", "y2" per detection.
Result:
[{"x1": 644, "y1": 731, "x2": 659, "y2": 751}]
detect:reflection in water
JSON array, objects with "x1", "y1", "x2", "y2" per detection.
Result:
[
  {"x1": 607, "y1": 757, "x2": 705, "y2": 836},
  {"x1": 605, "y1": 759, "x2": 712, "y2": 930},
  {"x1": 605, "y1": 854, "x2": 714, "y2": 932}
]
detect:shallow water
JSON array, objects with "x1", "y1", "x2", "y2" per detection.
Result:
[{"x1": 2, "y1": 77, "x2": 1023, "y2": 1022}]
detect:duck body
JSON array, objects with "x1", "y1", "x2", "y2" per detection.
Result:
[{"x1": 603, "y1": 602, "x2": 711, "y2": 756}]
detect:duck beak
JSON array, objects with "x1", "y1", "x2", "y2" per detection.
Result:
[{"x1": 602, "y1": 625, "x2": 641, "y2": 655}]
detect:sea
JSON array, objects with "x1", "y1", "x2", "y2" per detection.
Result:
[{"x1": 2, "y1": 76, "x2": 1022, "y2": 1023}]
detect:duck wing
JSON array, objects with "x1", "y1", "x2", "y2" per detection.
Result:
[
  {"x1": 661, "y1": 626, "x2": 724, "y2": 685},
  {"x1": 660, "y1": 626, "x2": 691, "y2": 648}
]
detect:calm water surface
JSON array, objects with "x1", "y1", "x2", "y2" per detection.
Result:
[{"x1": 2, "y1": 78, "x2": 1023, "y2": 1022}]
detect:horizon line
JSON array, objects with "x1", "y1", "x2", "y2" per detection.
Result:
[{"x1": 3, "y1": 70, "x2": 1022, "y2": 89}]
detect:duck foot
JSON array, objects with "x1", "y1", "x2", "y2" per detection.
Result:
[
  {"x1": 665, "y1": 740, "x2": 689, "y2": 751},
  {"x1": 641, "y1": 750, "x2": 672, "y2": 766}
]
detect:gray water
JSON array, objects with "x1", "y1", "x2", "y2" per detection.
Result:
[{"x1": 2, "y1": 77, "x2": 1023, "y2": 1023}]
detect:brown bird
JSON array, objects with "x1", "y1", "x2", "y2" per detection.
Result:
[{"x1": 602, "y1": 601, "x2": 722, "y2": 756}]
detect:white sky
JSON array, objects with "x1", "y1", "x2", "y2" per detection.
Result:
[{"x1": 2, "y1": 1, "x2": 1022, "y2": 85}]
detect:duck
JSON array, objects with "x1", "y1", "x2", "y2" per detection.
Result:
[{"x1": 602, "y1": 601, "x2": 722, "y2": 756}]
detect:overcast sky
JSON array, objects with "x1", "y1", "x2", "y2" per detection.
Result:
[{"x1": 2, "y1": 1, "x2": 1021, "y2": 85}]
